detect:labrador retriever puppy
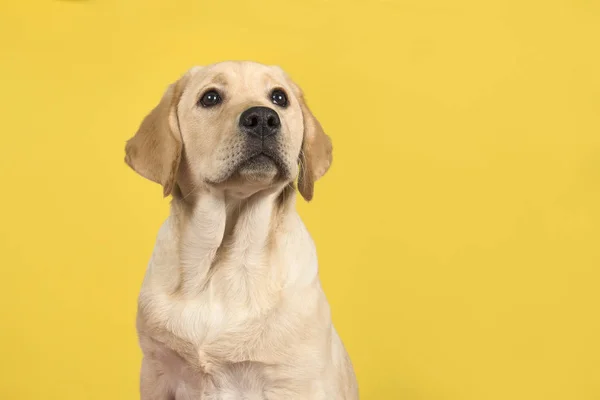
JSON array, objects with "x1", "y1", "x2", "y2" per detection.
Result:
[{"x1": 125, "y1": 61, "x2": 358, "y2": 399}]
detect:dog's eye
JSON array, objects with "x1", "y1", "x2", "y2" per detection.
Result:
[
  {"x1": 199, "y1": 90, "x2": 222, "y2": 107},
  {"x1": 270, "y1": 89, "x2": 288, "y2": 108}
]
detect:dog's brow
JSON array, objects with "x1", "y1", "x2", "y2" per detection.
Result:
[
  {"x1": 263, "y1": 74, "x2": 280, "y2": 88},
  {"x1": 208, "y1": 73, "x2": 228, "y2": 86}
]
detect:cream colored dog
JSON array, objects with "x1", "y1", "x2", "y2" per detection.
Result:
[{"x1": 125, "y1": 61, "x2": 358, "y2": 399}]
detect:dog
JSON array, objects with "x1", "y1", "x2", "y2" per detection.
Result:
[{"x1": 125, "y1": 61, "x2": 358, "y2": 399}]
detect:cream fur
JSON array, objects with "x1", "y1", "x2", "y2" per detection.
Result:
[{"x1": 126, "y1": 61, "x2": 357, "y2": 399}]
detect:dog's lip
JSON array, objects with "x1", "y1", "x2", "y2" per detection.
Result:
[
  {"x1": 206, "y1": 149, "x2": 288, "y2": 186},
  {"x1": 242, "y1": 150, "x2": 284, "y2": 169}
]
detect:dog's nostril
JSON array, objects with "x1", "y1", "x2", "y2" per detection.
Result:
[
  {"x1": 267, "y1": 116, "x2": 278, "y2": 128},
  {"x1": 243, "y1": 115, "x2": 259, "y2": 128}
]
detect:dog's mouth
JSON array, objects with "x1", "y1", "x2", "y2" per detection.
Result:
[
  {"x1": 217, "y1": 148, "x2": 288, "y2": 184},
  {"x1": 206, "y1": 146, "x2": 290, "y2": 188},
  {"x1": 239, "y1": 151, "x2": 283, "y2": 171}
]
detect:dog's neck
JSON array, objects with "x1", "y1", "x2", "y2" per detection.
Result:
[{"x1": 169, "y1": 183, "x2": 296, "y2": 296}]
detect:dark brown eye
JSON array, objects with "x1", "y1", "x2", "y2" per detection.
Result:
[
  {"x1": 199, "y1": 90, "x2": 221, "y2": 107},
  {"x1": 270, "y1": 89, "x2": 288, "y2": 108}
]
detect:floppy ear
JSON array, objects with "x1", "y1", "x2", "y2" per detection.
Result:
[
  {"x1": 295, "y1": 89, "x2": 333, "y2": 202},
  {"x1": 124, "y1": 71, "x2": 193, "y2": 197}
]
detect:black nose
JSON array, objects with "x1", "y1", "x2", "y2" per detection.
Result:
[{"x1": 239, "y1": 106, "x2": 281, "y2": 138}]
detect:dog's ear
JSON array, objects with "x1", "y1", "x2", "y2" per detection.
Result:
[
  {"x1": 290, "y1": 83, "x2": 333, "y2": 201},
  {"x1": 124, "y1": 68, "x2": 197, "y2": 197}
]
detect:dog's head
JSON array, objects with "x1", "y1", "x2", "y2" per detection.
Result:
[{"x1": 125, "y1": 61, "x2": 332, "y2": 201}]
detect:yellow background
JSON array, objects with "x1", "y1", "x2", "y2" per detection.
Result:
[{"x1": 1, "y1": 0, "x2": 599, "y2": 399}]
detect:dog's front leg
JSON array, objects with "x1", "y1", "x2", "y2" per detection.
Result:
[{"x1": 140, "y1": 357, "x2": 175, "y2": 400}]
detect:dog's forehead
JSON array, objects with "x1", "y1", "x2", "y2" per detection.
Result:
[{"x1": 194, "y1": 62, "x2": 287, "y2": 91}]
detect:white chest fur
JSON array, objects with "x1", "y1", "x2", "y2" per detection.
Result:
[{"x1": 135, "y1": 190, "x2": 341, "y2": 399}]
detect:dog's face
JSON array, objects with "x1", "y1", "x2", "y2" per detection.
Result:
[
  {"x1": 125, "y1": 61, "x2": 332, "y2": 201},
  {"x1": 178, "y1": 62, "x2": 304, "y2": 194}
]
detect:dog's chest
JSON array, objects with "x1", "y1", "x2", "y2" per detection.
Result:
[
  {"x1": 139, "y1": 263, "x2": 328, "y2": 399},
  {"x1": 137, "y1": 214, "x2": 329, "y2": 396},
  {"x1": 140, "y1": 237, "x2": 321, "y2": 360},
  {"x1": 151, "y1": 351, "x2": 326, "y2": 400}
]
